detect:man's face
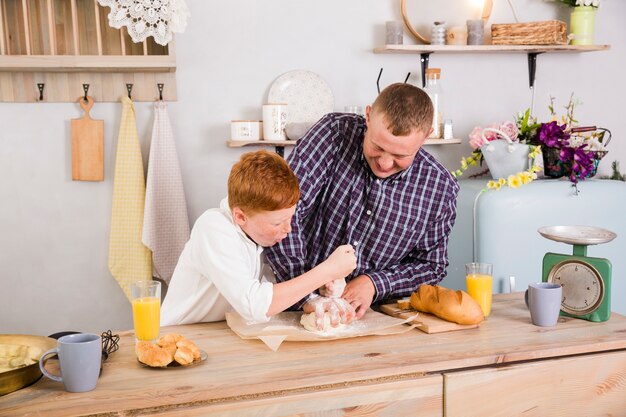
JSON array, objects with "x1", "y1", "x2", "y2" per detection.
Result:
[
  {"x1": 235, "y1": 205, "x2": 296, "y2": 247},
  {"x1": 362, "y1": 106, "x2": 430, "y2": 179}
]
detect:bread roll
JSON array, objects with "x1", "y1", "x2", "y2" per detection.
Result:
[
  {"x1": 157, "y1": 333, "x2": 184, "y2": 346},
  {"x1": 159, "y1": 342, "x2": 177, "y2": 358},
  {"x1": 136, "y1": 341, "x2": 173, "y2": 367},
  {"x1": 176, "y1": 339, "x2": 200, "y2": 360},
  {"x1": 174, "y1": 346, "x2": 194, "y2": 365},
  {"x1": 410, "y1": 284, "x2": 484, "y2": 325}
]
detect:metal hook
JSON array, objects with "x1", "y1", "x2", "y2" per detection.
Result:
[
  {"x1": 82, "y1": 84, "x2": 90, "y2": 103},
  {"x1": 157, "y1": 83, "x2": 164, "y2": 101},
  {"x1": 37, "y1": 83, "x2": 45, "y2": 101},
  {"x1": 376, "y1": 68, "x2": 383, "y2": 94},
  {"x1": 126, "y1": 83, "x2": 133, "y2": 99},
  {"x1": 404, "y1": 72, "x2": 411, "y2": 84}
]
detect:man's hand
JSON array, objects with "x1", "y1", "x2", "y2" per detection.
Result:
[
  {"x1": 341, "y1": 275, "x2": 376, "y2": 319},
  {"x1": 303, "y1": 296, "x2": 356, "y2": 330}
]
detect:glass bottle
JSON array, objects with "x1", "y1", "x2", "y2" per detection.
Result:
[{"x1": 424, "y1": 68, "x2": 443, "y2": 139}]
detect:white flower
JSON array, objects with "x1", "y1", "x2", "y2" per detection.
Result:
[
  {"x1": 568, "y1": 135, "x2": 585, "y2": 148},
  {"x1": 584, "y1": 137, "x2": 607, "y2": 151},
  {"x1": 576, "y1": 0, "x2": 599, "y2": 7}
]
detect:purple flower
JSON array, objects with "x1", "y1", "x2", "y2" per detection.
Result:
[
  {"x1": 537, "y1": 121, "x2": 570, "y2": 148},
  {"x1": 559, "y1": 145, "x2": 596, "y2": 184}
]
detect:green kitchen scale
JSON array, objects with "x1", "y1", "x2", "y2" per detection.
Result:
[{"x1": 539, "y1": 226, "x2": 617, "y2": 322}]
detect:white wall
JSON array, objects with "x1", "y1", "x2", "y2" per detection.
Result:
[{"x1": 1, "y1": 0, "x2": 624, "y2": 335}]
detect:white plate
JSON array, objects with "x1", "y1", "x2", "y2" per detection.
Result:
[
  {"x1": 268, "y1": 70, "x2": 334, "y2": 124},
  {"x1": 138, "y1": 349, "x2": 208, "y2": 369}
]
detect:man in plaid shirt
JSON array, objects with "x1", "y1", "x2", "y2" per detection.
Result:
[{"x1": 265, "y1": 83, "x2": 459, "y2": 321}]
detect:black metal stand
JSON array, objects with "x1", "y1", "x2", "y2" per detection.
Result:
[{"x1": 420, "y1": 53, "x2": 431, "y2": 88}]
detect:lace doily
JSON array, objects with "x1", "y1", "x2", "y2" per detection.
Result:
[{"x1": 97, "y1": 0, "x2": 190, "y2": 46}]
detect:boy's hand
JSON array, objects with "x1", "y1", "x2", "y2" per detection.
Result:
[
  {"x1": 303, "y1": 296, "x2": 356, "y2": 330},
  {"x1": 324, "y1": 244, "x2": 356, "y2": 278}
]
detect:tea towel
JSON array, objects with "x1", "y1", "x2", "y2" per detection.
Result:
[
  {"x1": 108, "y1": 96, "x2": 152, "y2": 301},
  {"x1": 142, "y1": 101, "x2": 190, "y2": 284}
]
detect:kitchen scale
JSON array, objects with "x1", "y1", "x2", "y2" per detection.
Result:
[{"x1": 539, "y1": 226, "x2": 617, "y2": 322}]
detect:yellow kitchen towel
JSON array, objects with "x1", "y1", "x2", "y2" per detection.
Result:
[
  {"x1": 142, "y1": 101, "x2": 190, "y2": 284},
  {"x1": 108, "y1": 96, "x2": 152, "y2": 301}
]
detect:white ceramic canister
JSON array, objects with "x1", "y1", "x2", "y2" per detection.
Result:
[
  {"x1": 262, "y1": 104, "x2": 288, "y2": 141},
  {"x1": 231, "y1": 120, "x2": 263, "y2": 141}
]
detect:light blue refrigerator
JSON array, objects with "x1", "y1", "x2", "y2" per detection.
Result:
[{"x1": 443, "y1": 179, "x2": 626, "y2": 315}]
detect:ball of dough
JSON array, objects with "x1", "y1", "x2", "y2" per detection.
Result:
[{"x1": 300, "y1": 312, "x2": 346, "y2": 332}]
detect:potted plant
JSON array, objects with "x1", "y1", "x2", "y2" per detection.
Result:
[{"x1": 554, "y1": 0, "x2": 600, "y2": 45}]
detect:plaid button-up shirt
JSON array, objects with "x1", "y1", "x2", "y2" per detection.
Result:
[{"x1": 265, "y1": 113, "x2": 459, "y2": 308}]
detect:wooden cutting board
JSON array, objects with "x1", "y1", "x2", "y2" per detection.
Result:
[
  {"x1": 71, "y1": 96, "x2": 104, "y2": 181},
  {"x1": 379, "y1": 303, "x2": 479, "y2": 334}
]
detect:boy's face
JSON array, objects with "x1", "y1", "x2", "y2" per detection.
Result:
[
  {"x1": 363, "y1": 106, "x2": 430, "y2": 178},
  {"x1": 233, "y1": 205, "x2": 296, "y2": 247}
]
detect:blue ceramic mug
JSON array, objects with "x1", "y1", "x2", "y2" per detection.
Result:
[{"x1": 39, "y1": 333, "x2": 102, "y2": 392}]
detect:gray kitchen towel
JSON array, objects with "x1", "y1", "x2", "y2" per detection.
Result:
[{"x1": 142, "y1": 101, "x2": 190, "y2": 284}]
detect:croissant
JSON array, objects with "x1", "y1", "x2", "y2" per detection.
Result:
[
  {"x1": 136, "y1": 341, "x2": 173, "y2": 367},
  {"x1": 176, "y1": 338, "x2": 201, "y2": 360},
  {"x1": 174, "y1": 346, "x2": 194, "y2": 365}
]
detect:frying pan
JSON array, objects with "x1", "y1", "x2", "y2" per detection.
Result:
[{"x1": 0, "y1": 334, "x2": 57, "y2": 396}]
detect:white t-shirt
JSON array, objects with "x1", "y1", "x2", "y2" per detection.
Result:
[{"x1": 161, "y1": 198, "x2": 274, "y2": 325}]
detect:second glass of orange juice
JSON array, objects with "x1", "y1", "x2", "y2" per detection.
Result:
[
  {"x1": 131, "y1": 280, "x2": 161, "y2": 342},
  {"x1": 465, "y1": 262, "x2": 493, "y2": 317}
]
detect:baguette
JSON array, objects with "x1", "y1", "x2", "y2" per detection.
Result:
[{"x1": 410, "y1": 284, "x2": 484, "y2": 325}]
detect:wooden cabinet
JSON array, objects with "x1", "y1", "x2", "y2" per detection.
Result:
[
  {"x1": 444, "y1": 350, "x2": 626, "y2": 417},
  {"x1": 1, "y1": 294, "x2": 625, "y2": 417},
  {"x1": 152, "y1": 377, "x2": 443, "y2": 417},
  {"x1": 0, "y1": 0, "x2": 176, "y2": 102}
]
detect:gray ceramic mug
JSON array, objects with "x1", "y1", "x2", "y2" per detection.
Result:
[
  {"x1": 39, "y1": 333, "x2": 102, "y2": 392},
  {"x1": 525, "y1": 283, "x2": 563, "y2": 327}
]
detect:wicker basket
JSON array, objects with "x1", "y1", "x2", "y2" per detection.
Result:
[{"x1": 491, "y1": 20, "x2": 568, "y2": 45}]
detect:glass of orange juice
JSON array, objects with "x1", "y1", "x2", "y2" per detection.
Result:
[
  {"x1": 131, "y1": 280, "x2": 161, "y2": 342},
  {"x1": 465, "y1": 262, "x2": 493, "y2": 317}
]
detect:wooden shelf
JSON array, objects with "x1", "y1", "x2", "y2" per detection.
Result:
[
  {"x1": 0, "y1": 1, "x2": 177, "y2": 102},
  {"x1": 227, "y1": 140, "x2": 297, "y2": 148},
  {"x1": 227, "y1": 138, "x2": 461, "y2": 148},
  {"x1": 0, "y1": 55, "x2": 176, "y2": 72},
  {"x1": 375, "y1": 43, "x2": 610, "y2": 92},
  {"x1": 424, "y1": 138, "x2": 461, "y2": 145},
  {"x1": 374, "y1": 44, "x2": 610, "y2": 54}
]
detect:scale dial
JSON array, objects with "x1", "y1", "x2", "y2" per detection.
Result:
[{"x1": 547, "y1": 259, "x2": 604, "y2": 316}]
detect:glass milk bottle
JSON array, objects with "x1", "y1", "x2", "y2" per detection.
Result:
[{"x1": 424, "y1": 68, "x2": 443, "y2": 138}]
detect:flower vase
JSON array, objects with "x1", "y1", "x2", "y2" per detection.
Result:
[{"x1": 570, "y1": 6, "x2": 596, "y2": 46}]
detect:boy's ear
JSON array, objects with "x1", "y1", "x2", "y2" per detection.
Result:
[{"x1": 231, "y1": 207, "x2": 247, "y2": 226}]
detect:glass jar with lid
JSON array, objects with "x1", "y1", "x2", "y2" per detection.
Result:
[{"x1": 424, "y1": 68, "x2": 443, "y2": 139}]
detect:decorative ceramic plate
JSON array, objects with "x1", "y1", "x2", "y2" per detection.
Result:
[
  {"x1": 138, "y1": 349, "x2": 208, "y2": 369},
  {"x1": 538, "y1": 226, "x2": 617, "y2": 246},
  {"x1": 268, "y1": 70, "x2": 334, "y2": 124}
]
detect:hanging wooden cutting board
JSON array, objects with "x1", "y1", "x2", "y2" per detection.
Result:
[
  {"x1": 71, "y1": 96, "x2": 104, "y2": 181},
  {"x1": 379, "y1": 303, "x2": 479, "y2": 334}
]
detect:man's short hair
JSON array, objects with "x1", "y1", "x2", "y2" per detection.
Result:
[
  {"x1": 371, "y1": 83, "x2": 434, "y2": 136},
  {"x1": 228, "y1": 150, "x2": 300, "y2": 213}
]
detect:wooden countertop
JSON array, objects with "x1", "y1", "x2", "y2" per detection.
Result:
[{"x1": 2, "y1": 293, "x2": 626, "y2": 416}]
